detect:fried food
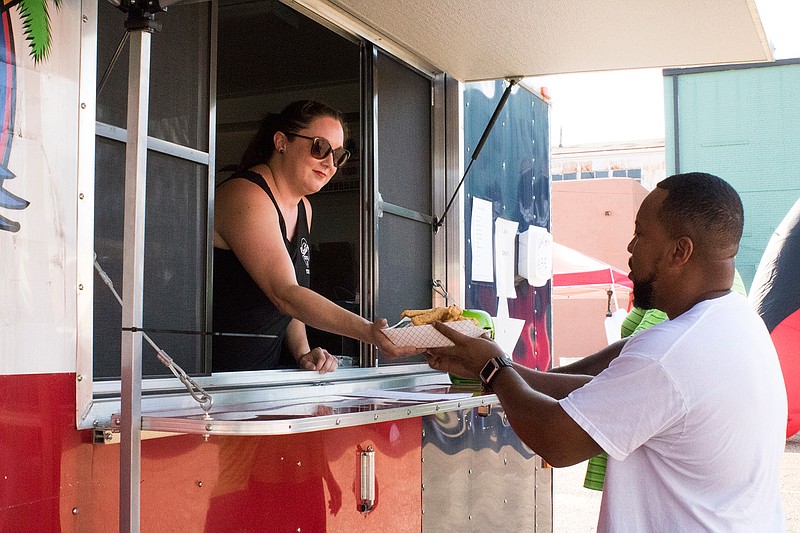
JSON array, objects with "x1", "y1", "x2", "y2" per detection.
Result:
[{"x1": 401, "y1": 305, "x2": 478, "y2": 326}]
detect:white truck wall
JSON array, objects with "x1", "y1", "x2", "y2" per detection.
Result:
[{"x1": 0, "y1": 4, "x2": 82, "y2": 374}]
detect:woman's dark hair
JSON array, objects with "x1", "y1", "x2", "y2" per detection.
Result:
[{"x1": 239, "y1": 100, "x2": 347, "y2": 170}]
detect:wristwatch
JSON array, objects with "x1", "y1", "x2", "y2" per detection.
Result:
[{"x1": 479, "y1": 356, "x2": 513, "y2": 390}]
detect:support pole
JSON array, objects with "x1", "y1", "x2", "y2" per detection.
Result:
[{"x1": 120, "y1": 26, "x2": 151, "y2": 533}]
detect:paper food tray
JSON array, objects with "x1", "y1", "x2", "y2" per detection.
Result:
[{"x1": 383, "y1": 320, "x2": 484, "y2": 348}]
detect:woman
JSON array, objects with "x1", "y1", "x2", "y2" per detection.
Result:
[{"x1": 213, "y1": 100, "x2": 416, "y2": 373}]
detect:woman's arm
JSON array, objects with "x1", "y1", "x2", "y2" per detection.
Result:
[
  {"x1": 284, "y1": 318, "x2": 338, "y2": 373},
  {"x1": 215, "y1": 179, "x2": 417, "y2": 357}
]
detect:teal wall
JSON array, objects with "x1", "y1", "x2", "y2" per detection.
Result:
[{"x1": 664, "y1": 60, "x2": 800, "y2": 290}]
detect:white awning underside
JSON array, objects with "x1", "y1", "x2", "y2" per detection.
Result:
[{"x1": 302, "y1": 0, "x2": 773, "y2": 80}]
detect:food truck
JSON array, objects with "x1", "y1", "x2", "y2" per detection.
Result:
[{"x1": 0, "y1": 1, "x2": 773, "y2": 531}]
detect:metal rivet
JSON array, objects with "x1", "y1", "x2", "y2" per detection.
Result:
[
  {"x1": 205, "y1": 424, "x2": 212, "y2": 431},
  {"x1": 421, "y1": 483, "x2": 425, "y2": 490},
  {"x1": 468, "y1": 469, "x2": 472, "y2": 474},
  {"x1": 79, "y1": 193, "x2": 85, "y2": 200},
  {"x1": 197, "y1": 481, "x2": 203, "y2": 488},
  {"x1": 469, "y1": 515, "x2": 472, "y2": 520},
  {"x1": 72, "y1": 507, "x2": 78, "y2": 515},
  {"x1": 76, "y1": 374, "x2": 83, "y2": 382},
  {"x1": 81, "y1": 103, "x2": 86, "y2": 109},
  {"x1": 374, "y1": 414, "x2": 379, "y2": 420},
  {"x1": 297, "y1": 461, "x2": 301, "y2": 466},
  {"x1": 336, "y1": 418, "x2": 341, "y2": 425},
  {"x1": 407, "y1": 409, "x2": 412, "y2": 415},
  {"x1": 78, "y1": 284, "x2": 84, "y2": 291},
  {"x1": 82, "y1": 15, "x2": 88, "y2": 23}
]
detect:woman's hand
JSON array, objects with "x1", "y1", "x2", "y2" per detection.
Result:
[
  {"x1": 296, "y1": 347, "x2": 339, "y2": 374},
  {"x1": 370, "y1": 318, "x2": 422, "y2": 358}
]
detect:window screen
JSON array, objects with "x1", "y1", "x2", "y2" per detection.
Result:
[{"x1": 93, "y1": 1, "x2": 212, "y2": 379}]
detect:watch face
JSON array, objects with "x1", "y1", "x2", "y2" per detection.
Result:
[{"x1": 480, "y1": 358, "x2": 498, "y2": 385}]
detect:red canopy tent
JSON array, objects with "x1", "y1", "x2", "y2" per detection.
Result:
[{"x1": 551, "y1": 242, "x2": 633, "y2": 300}]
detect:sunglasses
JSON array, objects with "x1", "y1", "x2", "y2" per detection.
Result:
[{"x1": 285, "y1": 133, "x2": 351, "y2": 168}]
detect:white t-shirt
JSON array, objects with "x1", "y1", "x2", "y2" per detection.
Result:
[{"x1": 560, "y1": 292, "x2": 787, "y2": 532}]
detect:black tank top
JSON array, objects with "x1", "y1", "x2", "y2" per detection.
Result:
[{"x1": 212, "y1": 170, "x2": 311, "y2": 371}]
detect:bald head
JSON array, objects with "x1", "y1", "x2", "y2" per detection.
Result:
[{"x1": 656, "y1": 172, "x2": 743, "y2": 259}]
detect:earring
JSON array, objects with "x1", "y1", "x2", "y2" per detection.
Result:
[{"x1": 279, "y1": 148, "x2": 285, "y2": 154}]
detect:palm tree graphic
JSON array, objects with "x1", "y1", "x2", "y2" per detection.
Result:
[{"x1": 1, "y1": 0, "x2": 61, "y2": 232}]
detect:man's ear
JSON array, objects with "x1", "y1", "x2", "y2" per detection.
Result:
[{"x1": 671, "y1": 236, "x2": 693, "y2": 266}]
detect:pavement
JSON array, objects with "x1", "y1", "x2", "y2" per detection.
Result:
[{"x1": 553, "y1": 433, "x2": 800, "y2": 532}]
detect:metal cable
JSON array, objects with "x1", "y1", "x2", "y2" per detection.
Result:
[{"x1": 93, "y1": 257, "x2": 213, "y2": 415}]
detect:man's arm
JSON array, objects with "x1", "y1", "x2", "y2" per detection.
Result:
[
  {"x1": 511, "y1": 365, "x2": 592, "y2": 400},
  {"x1": 426, "y1": 323, "x2": 604, "y2": 467},
  {"x1": 550, "y1": 337, "x2": 629, "y2": 377},
  {"x1": 489, "y1": 368, "x2": 604, "y2": 467}
]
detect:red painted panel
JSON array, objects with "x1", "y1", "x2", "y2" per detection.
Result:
[
  {"x1": 772, "y1": 308, "x2": 800, "y2": 437},
  {"x1": 1, "y1": 373, "x2": 423, "y2": 532},
  {"x1": 0, "y1": 373, "x2": 83, "y2": 532}
]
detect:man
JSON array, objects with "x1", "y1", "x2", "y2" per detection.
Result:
[{"x1": 427, "y1": 173, "x2": 787, "y2": 531}]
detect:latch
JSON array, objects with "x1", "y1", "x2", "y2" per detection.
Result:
[{"x1": 359, "y1": 445, "x2": 376, "y2": 513}]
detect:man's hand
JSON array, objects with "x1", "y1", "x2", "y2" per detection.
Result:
[
  {"x1": 296, "y1": 347, "x2": 339, "y2": 374},
  {"x1": 425, "y1": 321, "x2": 506, "y2": 379},
  {"x1": 371, "y1": 318, "x2": 423, "y2": 358}
]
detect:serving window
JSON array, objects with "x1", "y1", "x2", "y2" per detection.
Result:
[{"x1": 82, "y1": 0, "x2": 443, "y2": 417}]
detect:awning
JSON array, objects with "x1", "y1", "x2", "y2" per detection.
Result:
[
  {"x1": 552, "y1": 242, "x2": 632, "y2": 299},
  {"x1": 300, "y1": 0, "x2": 773, "y2": 81}
]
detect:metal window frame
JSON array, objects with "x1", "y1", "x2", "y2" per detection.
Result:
[
  {"x1": 76, "y1": 0, "x2": 465, "y2": 432},
  {"x1": 76, "y1": 0, "x2": 219, "y2": 430}
]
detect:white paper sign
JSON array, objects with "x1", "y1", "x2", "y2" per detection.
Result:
[
  {"x1": 494, "y1": 217, "x2": 519, "y2": 298},
  {"x1": 493, "y1": 297, "x2": 526, "y2": 355},
  {"x1": 470, "y1": 197, "x2": 494, "y2": 282}
]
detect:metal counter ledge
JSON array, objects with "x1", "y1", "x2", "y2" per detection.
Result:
[{"x1": 108, "y1": 365, "x2": 501, "y2": 437}]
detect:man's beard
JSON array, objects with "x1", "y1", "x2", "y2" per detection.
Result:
[{"x1": 631, "y1": 271, "x2": 657, "y2": 310}]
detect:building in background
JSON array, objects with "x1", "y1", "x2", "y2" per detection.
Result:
[
  {"x1": 551, "y1": 178, "x2": 651, "y2": 363},
  {"x1": 550, "y1": 142, "x2": 664, "y2": 362},
  {"x1": 664, "y1": 58, "x2": 800, "y2": 290},
  {"x1": 551, "y1": 139, "x2": 665, "y2": 191}
]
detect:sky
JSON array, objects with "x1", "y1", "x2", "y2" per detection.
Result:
[{"x1": 526, "y1": 0, "x2": 800, "y2": 148}]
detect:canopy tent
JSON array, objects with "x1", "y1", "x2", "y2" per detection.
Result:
[{"x1": 552, "y1": 242, "x2": 633, "y2": 301}]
